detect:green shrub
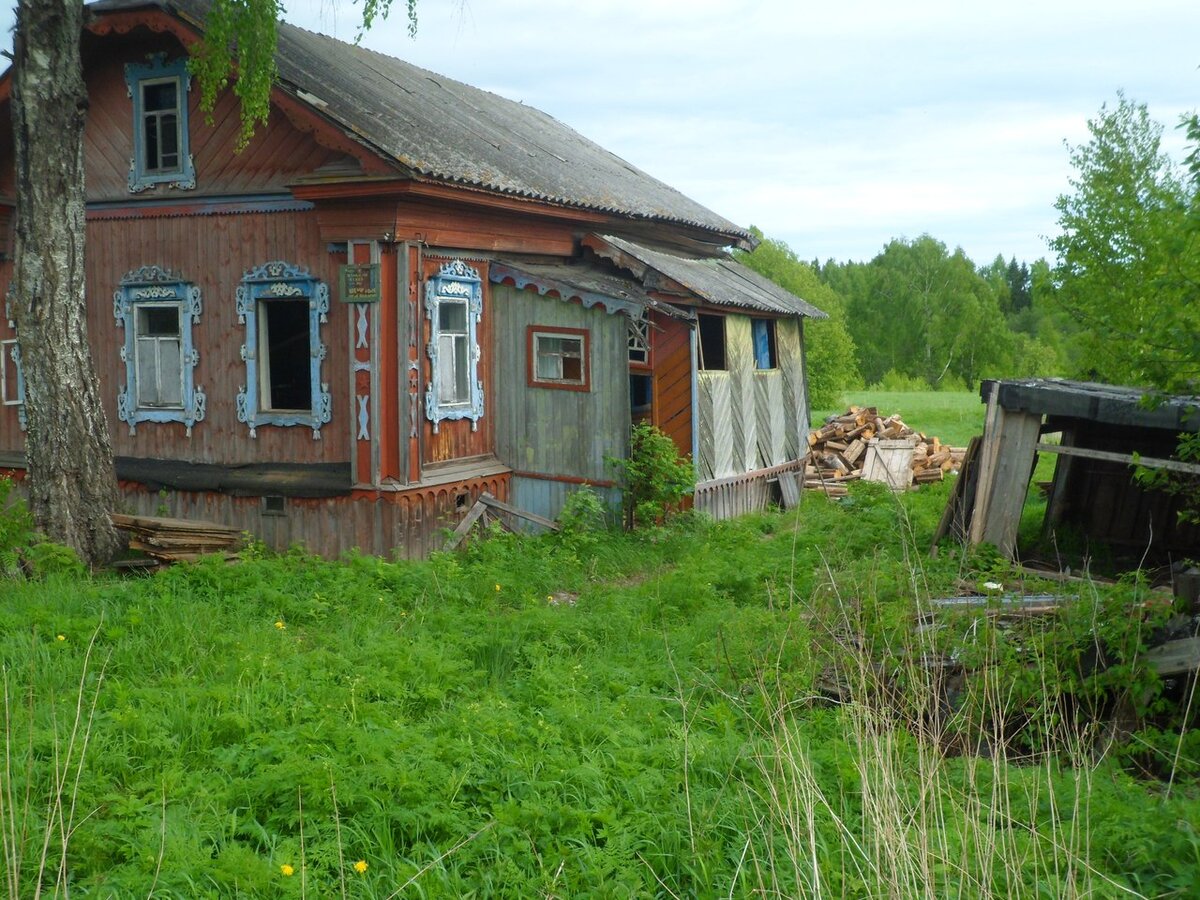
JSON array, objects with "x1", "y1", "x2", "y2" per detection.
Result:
[{"x1": 608, "y1": 423, "x2": 694, "y2": 528}]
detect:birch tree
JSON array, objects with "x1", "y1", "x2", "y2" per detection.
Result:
[{"x1": 8, "y1": 0, "x2": 415, "y2": 566}]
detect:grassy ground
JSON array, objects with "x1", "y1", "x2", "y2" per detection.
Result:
[
  {"x1": 2, "y1": 479, "x2": 1198, "y2": 897},
  {"x1": 815, "y1": 389, "x2": 985, "y2": 446}
]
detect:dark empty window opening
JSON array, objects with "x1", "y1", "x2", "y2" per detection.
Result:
[
  {"x1": 262, "y1": 495, "x2": 287, "y2": 517},
  {"x1": 259, "y1": 299, "x2": 312, "y2": 412},
  {"x1": 455, "y1": 492, "x2": 470, "y2": 510},
  {"x1": 752, "y1": 318, "x2": 778, "y2": 370},
  {"x1": 698, "y1": 314, "x2": 726, "y2": 371},
  {"x1": 630, "y1": 373, "x2": 653, "y2": 418}
]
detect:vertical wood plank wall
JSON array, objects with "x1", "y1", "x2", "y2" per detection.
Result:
[
  {"x1": 650, "y1": 313, "x2": 693, "y2": 461},
  {"x1": 492, "y1": 283, "x2": 629, "y2": 521},
  {"x1": 695, "y1": 314, "x2": 811, "y2": 519}
]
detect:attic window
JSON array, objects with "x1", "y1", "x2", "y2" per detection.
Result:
[
  {"x1": 125, "y1": 55, "x2": 195, "y2": 193},
  {"x1": 698, "y1": 314, "x2": 726, "y2": 371}
]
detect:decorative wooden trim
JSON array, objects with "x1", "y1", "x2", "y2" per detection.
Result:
[
  {"x1": 124, "y1": 55, "x2": 195, "y2": 193},
  {"x1": 526, "y1": 325, "x2": 591, "y2": 392},
  {"x1": 424, "y1": 259, "x2": 484, "y2": 432}
]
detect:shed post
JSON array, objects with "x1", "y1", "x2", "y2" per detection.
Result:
[{"x1": 970, "y1": 381, "x2": 1042, "y2": 558}]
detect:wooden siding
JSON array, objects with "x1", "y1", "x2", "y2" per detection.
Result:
[
  {"x1": 650, "y1": 312, "x2": 693, "y2": 460},
  {"x1": 511, "y1": 477, "x2": 621, "y2": 531},
  {"x1": 492, "y1": 282, "x2": 629, "y2": 518},
  {"x1": 116, "y1": 473, "x2": 510, "y2": 559},
  {"x1": 776, "y1": 318, "x2": 810, "y2": 460},
  {"x1": 695, "y1": 314, "x2": 811, "y2": 518},
  {"x1": 0, "y1": 210, "x2": 350, "y2": 464},
  {"x1": 44, "y1": 33, "x2": 347, "y2": 203}
]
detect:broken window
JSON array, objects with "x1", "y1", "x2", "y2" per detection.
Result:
[
  {"x1": 698, "y1": 314, "x2": 726, "y2": 371},
  {"x1": 236, "y1": 261, "x2": 331, "y2": 439},
  {"x1": 752, "y1": 318, "x2": 778, "y2": 370}
]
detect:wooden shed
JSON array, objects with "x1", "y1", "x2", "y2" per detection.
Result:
[{"x1": 963, "y1": 379, "x2": 1200, "y2": 564}]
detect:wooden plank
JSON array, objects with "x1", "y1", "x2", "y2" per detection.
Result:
[
  {"x1": 968, "y1": 382, "x2": 1003, "y2": 544},
  {"x1": 443, "y1": 498, "x2": 488, "y2": 550},
  {"x1": 1144, "y1": 637, "x2": 1200, "y2": 676},
  {"x1": 1034, "y1": 441, "x2": 1200, "y2": 477},
  {"x1": 479, "y1": 492, "x2": 560, "y2": 531},
  {"x1": 978, "y1": 409, "x2": 1043, "y2": 558},
  {"x1": 778, "y1": 471, "x2": 800, "y2": 509}
]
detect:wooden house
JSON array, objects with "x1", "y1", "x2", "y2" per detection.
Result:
[{"x1": 0, "y1": 0, "x2": 825, "y2": 557}]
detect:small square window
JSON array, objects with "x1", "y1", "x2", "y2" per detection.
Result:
[{"x1": 528, "y1": 327, "x2": 589, "y2": 391}]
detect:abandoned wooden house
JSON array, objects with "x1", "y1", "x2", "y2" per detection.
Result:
[{"x1": 0, "y1": 0, "x2": 825, "y2": 557}]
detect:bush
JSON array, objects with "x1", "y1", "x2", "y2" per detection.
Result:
[{"x1": 608, "y1": 424, "x2": 694, "y2": 528}]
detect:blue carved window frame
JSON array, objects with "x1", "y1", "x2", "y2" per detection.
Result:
[
  {"x1": 114, "y1": 266, "x2": 205, "y2": 436},
  {"x1": 0, "y1": 338, "x2": 25, "y2": 432},
  {"x1": 236, "y1": 261, "x2": 331, "y2": 440},
  {"x1": 124, "y1": 55, "x2": 196, "y2": 193},
  {"x1": 424, "y1": 259, "x2": 484, "y2": 433}
]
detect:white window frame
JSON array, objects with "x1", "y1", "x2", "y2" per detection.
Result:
[
  {"x1": 1, "y1": 338, "x2": 25, "y2": 431},
  {"x1": 424, "y1": 259, "x2": 484, "y2": 433}
]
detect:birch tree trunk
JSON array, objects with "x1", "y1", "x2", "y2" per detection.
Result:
[{"x1": 11, "y1": 0, "x2": 121, "y2": 567}]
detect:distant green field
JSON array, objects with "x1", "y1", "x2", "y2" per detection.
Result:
[{"x1": 814, "y1": 389, "x2": 984, "y2": 446}]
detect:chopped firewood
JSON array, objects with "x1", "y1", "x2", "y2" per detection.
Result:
[{"x1": 805, "y1": 407, "x2": 967, "y2": 492}]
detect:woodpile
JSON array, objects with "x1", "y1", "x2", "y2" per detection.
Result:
[
  {"x1": 111, "y1": 513, "x2": 243, "y2": 563},
  {"x1": 804, "y1": 406, "x2": 968, "y2": 494}
]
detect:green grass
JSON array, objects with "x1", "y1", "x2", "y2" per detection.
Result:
[
  {"x1": 2, "y1": 484, "x2": 1198, "y2": 897},
  {"x1": 816, "y1": 389, "x2": 985, "y2": 446}
]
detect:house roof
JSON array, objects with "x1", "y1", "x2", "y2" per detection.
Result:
[
  {"x1": 87, "y1": 0, "x2": 753, "y2": 248},
  {"x1": 588, "y1": 235, "x2": 828, "y2": 319},
  {"x1": 490, "y1": 260, "x2": 692, "y2": 320}
]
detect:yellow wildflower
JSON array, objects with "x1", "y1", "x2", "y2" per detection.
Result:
[
  {"x1": 280, "y1": 863, "x2": 294, "y2": 877},
  {"x1": 494, "y1": 584, "x2": 501, "y2": 592},
  {"x1": 56, "y1": 634, "x2": 66, "y2": 641},
  {"x1": 274, "y1": 620, "x2": 286, "y2": 629},
  {"x1": 353, "y1": 859, "x2": 368, "y2": 874}
]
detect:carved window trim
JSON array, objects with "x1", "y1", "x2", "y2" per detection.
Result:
[
  {"x1": 424, "y1": 260, "x2": 483, "y2": 433},
  {"x1": 236, "y1": 261, "x2": 331, "y2": 440},
  {"x1": 125, "y1": 55, "x2": 196, "y2": 193},
  {"x1": 114, "y1": 266, "x2": 205, "y2": 436},
  {"x1": 0, "y1": 338, "x2": 25, "y2": 431}
]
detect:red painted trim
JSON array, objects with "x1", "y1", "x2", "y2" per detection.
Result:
[
  {"x1": 526, "y1": 325, "x2": 591, "y2": 392},
  {"x1": 511, "y1": 470, "x2": 616, "y2": 489}
]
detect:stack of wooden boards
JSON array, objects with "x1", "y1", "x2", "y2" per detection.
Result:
[
  {"x1": 803, "y1": 406, "x2": 968, "y2": 496},
  {"x1": 111, "y1": 513, "x2": 243, "y2": 564}
]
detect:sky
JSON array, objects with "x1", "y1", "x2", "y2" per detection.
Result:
[{"x1": 3, "y1": 0, "x2": 1199, "y2": 265}]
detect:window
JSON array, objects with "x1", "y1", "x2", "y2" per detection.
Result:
[
  {"x1": 628, "y1": 315, "x2": 650, "y2": 366},
  {"x1": 424, "y1": 259, "x2": 484, "y2": 432},
  {"x1": 125, "y1": 55, "x2": 195, "y2": 192},
  {"x1": 236, "y1": 261, "x2": 331, "y2": 439},
  {"x1": 752, "y1": 318, "x2": 778, "y2": 370},
  {"x1": 528, "y1": 326, "x2": 589, "y2": 391},
  {"x1": 1, "y1": 339, "x2": 25, "y2": 431},
  {"x1": 698, "y1": 314, "x2": 726, "y2": 370},
  {"x1": 114, "y1": 266, "x2": 205, "y2": 435}
]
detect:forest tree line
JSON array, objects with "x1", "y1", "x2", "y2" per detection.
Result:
[{"x1": 738, "y1": 94, "x2": 1200, "y2": 408}]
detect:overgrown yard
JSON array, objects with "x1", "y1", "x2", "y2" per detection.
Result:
[{"x1": 2, "y1": 474, "x2": 1199, "y2": 897}]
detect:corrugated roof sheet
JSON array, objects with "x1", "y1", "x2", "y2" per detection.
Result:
[
  {"x1": 596, "y1": 235, "x2": 828, "y2": 319},
  {"x1": 88, "y1": 0, "x2": 751, "y2": 245}
]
